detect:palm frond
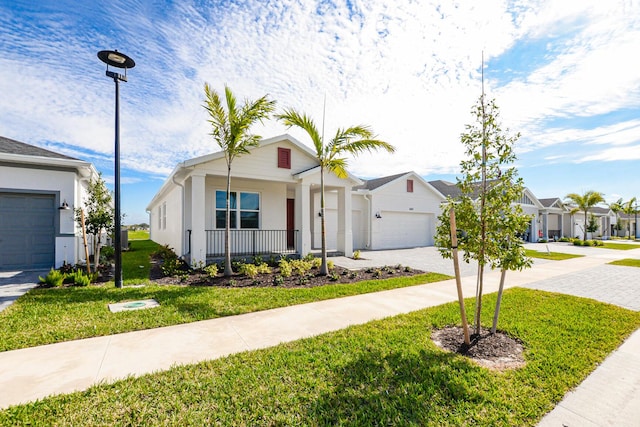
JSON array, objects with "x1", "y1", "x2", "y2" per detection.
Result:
[{"x1": 276, "y1": 109, "x2": 323, "y2": 156}]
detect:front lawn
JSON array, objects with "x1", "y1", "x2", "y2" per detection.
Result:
[
  {"x1": 2, "y1": 288, "x2": 638, "y2": 425},
  {"x1": 601, "y1": 241, "x2": 640, "y2": 250},
  {"x1": 525, "y1": 249, "x2": 583, "y2": 260},
  {"x1": 609, "y1": 258, "x2": 640, "y2": 267},
  {"x1": 0, "y1": 241, "x2": 450, "y2": 351}
]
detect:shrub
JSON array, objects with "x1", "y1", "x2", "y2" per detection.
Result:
[
  {"x1": 310, "y1": 257, "x2": 322, "y2": 269},
  {"x1": 352, "y1": 250, "x2": 361, "y2": 260},
  {"x1": 272, "y1": 275, "x2": 284, "y2": 286},
  {"x1": 161, "y1": 258, "x2": 185, "y2": 277},
  {"x1": 152, "y1": 244, "x2": 177, "y2": 261},
  {"x1": 327, "y1": 260, "x2": 334, "y2": 270},
  {"x1": 100, "y1": 245, "x2": 115, "y2": 261},
  {"x1": 290, "y1": 259, "x2": 313, "y2": 276},
  {"x1": 70, "y1": 270, "x2": 91, "y2": 287},
  {"x1": 329, "y1": 272, "x2": 340, "y2": 281},
  {"x1": 204, "y1": 264, "x2": 218, "y2": 278},
  {"x1": 278, "y1": 258, "x2": 292, "y2": 278},
  {"x1": 256, "y1": 263, "x2": 272, "y2": 274},
  {"x1": 558, "y1": 237, "x2": 571, "y2": 242},
  {"x1": 39, "y1": 268, "x2": 65, "y2": 287},
  {"x1": 238, "y1": 263, "x2": 259, "y2": 279}
]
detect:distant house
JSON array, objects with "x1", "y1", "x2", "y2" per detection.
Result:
[
  {"x1": 0, "y1": 136, "x2": 99, "y2": 270},
  {"x1": 429, "y1": 180, "x2": 544, "y2": 242}
]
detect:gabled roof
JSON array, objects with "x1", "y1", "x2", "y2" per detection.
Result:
[
  {"x1": 428, "y1": 180, "x2": 461, "y2": 198},
  {"x1": 354, "y1": 172, "x2": 410, "y2": 191},
  {"x1": 0, "y1": 136, "x2": 78, "y2": 160},
  {"x1": 539, "y1": 197, "x2": 562, "y2": 208}
]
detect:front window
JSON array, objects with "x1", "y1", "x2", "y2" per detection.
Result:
[{"x1": 215, "y1": 190, "x2": 260, "y2": 229}]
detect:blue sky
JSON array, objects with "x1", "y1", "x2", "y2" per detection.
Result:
[{"x1": 1, "y1": 0, "x2": 639, "y2": 224}]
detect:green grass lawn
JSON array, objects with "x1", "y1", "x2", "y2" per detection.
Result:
[
  {"x1": 525, "y1": 249, "x2": 583, "y2": 260},
  {"x1": 0, "y1": 239, "x2": 451, "y2": 351},
  {"x1": 601, "y1": 241, "x2": 640, "y2": 250},
  {"x1": 127, "y1": 230, "x2": 150, "y2": 240},
  {"x1": 609, "y1": 258, "x2": 640, "y2": 267},
  {"x1": 2, "y1": 288, "x2": 638, "y2": 426}
]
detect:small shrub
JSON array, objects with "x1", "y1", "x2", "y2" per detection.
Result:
[
  {"x1": 238, "y1": 263, "x2": 259, "y2": 279},
  {"x1": 278, "y1": 258, "x2": 293, "y2": 278},
  {"x1": 100, "y1": 245, "x2": 115, "y2": 261},
  {"x1": 256, "y1": 263, "x2": 272, "y2": 274},
  {"x1": 70, "y1": 270, "x2": 91, "y2": 287},
  {"x1": 329, "y1": 272, "x2": 340, "y2": 281},
  {"x1": 352, "y1": 250, "x2": 361, "y2": 260},
  {"x1": 290, "y1": 259, "x2": 313, "y2": 277},
  {"x1": 327, "y1": 260, "x2": 334, "y2": 270},
  {"x1": 310, "y1": 257, "x2": 322, "y2": 269},
  {"x1": 152, "y1": 244, "x2": 177, "y2": 261},
  {"x1": 558, "y1": 237, "x2": 571, "y2": 242},
  {"x1": 349, "y1": 271, "x2": 358, "y2": 279},
  {"x1": 538, "y1": 238, "x2": 548, "y2": 243},
  {"x1": 272, "y1": 275, "x2": 284, "y2": 286},
  {"x1": 252, "y1": 255, "x2": 264, "y2": 266},
  {"x1": 404, "y1": 266, "x2": 412, "y2": 273},
  {"x1": 162, "y1": 258, "x2": 185, "y2": 276},
  {"x1": 39, "y1": 268, "x2": 65, "y2": 287},
  {"x1": 204, "y1": 264, "x2": 218, "y2": 278},
  {"x1": 373, "y1": 269, "x2": 383, "y2": 279}
]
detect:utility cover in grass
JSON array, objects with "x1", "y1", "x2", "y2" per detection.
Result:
[{"x1": 108, "y1": 299, "x2": 159, "y2": 313}]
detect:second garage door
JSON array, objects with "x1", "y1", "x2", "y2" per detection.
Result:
[
  {"x1": 376, "y1": 212, "x2": 434, "y2": 249},
  {"x1": 0, "y1": 193, "x2": 56, "y2": 270}
]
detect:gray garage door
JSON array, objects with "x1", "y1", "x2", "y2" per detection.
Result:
[{"x1": 0, "y1": 193, "x2": 55, "y2": 270}]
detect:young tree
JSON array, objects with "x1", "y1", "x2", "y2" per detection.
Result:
[
  {"x1": 434, "y1": 96, "x2": 532, "y2": 335},
  {"x1": 277, "y1": 109, "x2": 395, "y2": 275},
  {"x1": 565, "y1": 190, "x2": 605, "y2": 241},
  {"x1": 75, "y1": 173, "x2": 114, "y2": 272},
  {"x1": 204, "y1": 83, "x2": 276, "y2": 276}
]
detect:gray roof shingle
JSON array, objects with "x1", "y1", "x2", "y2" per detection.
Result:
[{"x1": 0, "y1": 136, "x2": 79, "y2": 161}]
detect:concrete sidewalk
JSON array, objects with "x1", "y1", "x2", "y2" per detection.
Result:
[{"x1": 0, "y1": 246, "x2": 639, "y2": 426}]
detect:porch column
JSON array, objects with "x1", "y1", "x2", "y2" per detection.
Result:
[
  {"x1": 337, "y1": 187, "x2": 353, "y2": 257},
  {"x1": 190, "y1": 172, "x2": 206, "y2": 267},
  {"x1": 542, "y1": 212, "x2": 549, "y2": 240},
  {"x1": 295, "y1": 182, "x2": 311, "y2": 256}
]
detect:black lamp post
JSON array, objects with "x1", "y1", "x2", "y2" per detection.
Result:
[{"x1": 98, "y1": 50, "x2": 135, "y2": 289}]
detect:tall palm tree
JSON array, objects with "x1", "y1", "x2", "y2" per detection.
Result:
[
  {"x1": 565, "y1": 190, "x2": 605, "y2": 241},
  {"x1": 277, "y1": 109, "x2": 395, "y2": 275},
  {"x1": 622, "y1": 197, "x2": 637, "y2": 239},
  {"x1": 204, "y1": 83, "x2": 276, "y2": 276},
  {"x1": 609, "y1": 198, "x2": 623, "y2": 236}
]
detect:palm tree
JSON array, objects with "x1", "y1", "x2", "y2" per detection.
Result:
[
  {"x1": 277, "y1": 109, "x2": 395, "y2": 275},
  {"x1": 622, "y1": 197, "x2": 637, "y2": 239},
  {"x1": 204, "y1": 84, "x2": 276, "y2": 276},
  {"x1": 608, "y1": 198, "x2": 623, "y2": 236},
  {"x1": 565, "y1": 190, "x2": 605, "y2": 241}
]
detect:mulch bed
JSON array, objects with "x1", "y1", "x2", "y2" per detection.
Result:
[
  {"x1": 150, "y1": 258, "x2": 424, "y2": 288},
  {"x1": 432, "y1": 326, "x2": 526, "y2": 371}
]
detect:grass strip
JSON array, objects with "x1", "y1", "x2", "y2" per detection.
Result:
[
  {"x1": 601, "y1": 242, "x2": 640, "y2": 250},
  {"x1": 525, "y1": 249, "x2": 583, "y2": 260},
  {"x1": 608, "y1": 258, "x2": 640, "y2": 267},
  {"x1": 1, "y1": 288, "x2": 638, "y2": 426},
  {"x1": 127, "y1": 230, "x2": 150, "y2": 240},
  {"x1": 0, "y1": 263, "x2": 450, "y2": 351}
]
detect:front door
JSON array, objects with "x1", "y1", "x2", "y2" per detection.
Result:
[{"x1": 286, "y1": 198, "x2": 295, "y2": 249}]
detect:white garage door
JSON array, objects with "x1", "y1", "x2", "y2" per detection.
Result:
[
  {"x1": 0, "y1": 193, "x2": 56, "y2": 270},
  {"x1": 377, "y1": 212, "x2": 433, "y2": 249}
]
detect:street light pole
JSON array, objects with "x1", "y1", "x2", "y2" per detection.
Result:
[{"x1": 98, "y1": 50, "x2": 135, "y2": 289}]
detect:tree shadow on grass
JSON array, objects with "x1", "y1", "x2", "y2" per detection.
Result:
[{"x1": 308, "y1": 347, "x2": 488, "y2": 426}]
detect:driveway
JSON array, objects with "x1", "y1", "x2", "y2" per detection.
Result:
[{"x1": 0, "y1": 270, "x2": 44, "y2": 312}]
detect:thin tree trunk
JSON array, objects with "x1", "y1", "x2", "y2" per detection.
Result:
[
  {"x1": 319, "y1": 166, "x2": 328, "y2": 275},
  {"x1": 224, "y1": 165, "x2": 233, "y2": 276},
  {"x1": 475, "y1": 263, "x2": 484, "y2": 335},
  {"x1": 491, "y1": 269, "x2": 507, "y2": 334},
  {"x1": 584, "y1": 210, "x2": 588, "y2": 241},
  {"x1": 449, "y1": 207, "x2": 470, "y2": 345},
  {"x1": 80, "y1": 209, "x2": 91, "y2": 274}
]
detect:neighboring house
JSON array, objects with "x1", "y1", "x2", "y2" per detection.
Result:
[
  {"x1": 350, "y1": 172, "x2": 443, "y2": 250},
  {"x1": 618, "y1": 212, "x2": 639, "y2": 239},
  {"x1": 0, "y1": 136, "x2": 99, "y2": 270},
  {"x1": 428, "y1": 179, "x2": 544, "y2": 242}
]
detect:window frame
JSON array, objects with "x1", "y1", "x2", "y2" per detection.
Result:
[{"x1": 215, "y1": 190, "x2": 260, "y2": 229}]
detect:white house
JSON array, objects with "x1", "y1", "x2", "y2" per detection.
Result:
[
  {"x1": 147, "y1": 135, "x2": 362, "y2": 266},
  {"x1": 0, "y1": 136, "x2": 100, "y2": 270}
]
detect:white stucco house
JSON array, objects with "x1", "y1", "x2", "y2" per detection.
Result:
[
  {"x1": 0, "y1": 136, "x2": 100, "y2": 270},
  {"x1": 146, "y1": 135, "x2": 448, "y2": 266}
]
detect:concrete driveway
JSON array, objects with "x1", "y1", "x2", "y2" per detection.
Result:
[{"x1": 0, "y1": 270, "x2": 44, "y2": 312}]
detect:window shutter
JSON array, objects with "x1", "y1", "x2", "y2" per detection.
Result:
[
  {"x1": 407, "y1": 179, "x2": 414, "y2": 192},
  {"x1": 278, "y1": 147, "x2": 291, "y2": 169}
]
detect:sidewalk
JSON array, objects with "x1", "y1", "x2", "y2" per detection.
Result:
[{"x1": 0, "y1": 246, "x2": 639, "y2": 426}]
